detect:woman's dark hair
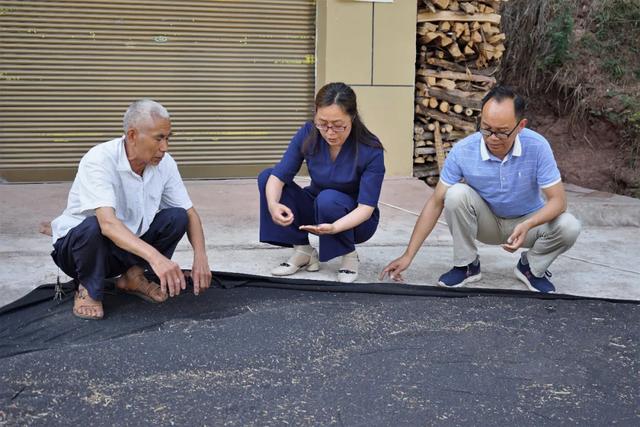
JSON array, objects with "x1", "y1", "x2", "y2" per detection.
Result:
[
  {"x1": 302, "y1": 82, "x2": 384, "y2": 156},
  {"x1": 480, "y1": 85, "x2": 526, "y2": 119}
]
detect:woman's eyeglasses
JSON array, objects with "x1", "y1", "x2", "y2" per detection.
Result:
[{"x1": 315, "y1": 123, "x2": 348, "y2": 133}]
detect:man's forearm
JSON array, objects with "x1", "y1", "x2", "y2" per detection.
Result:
[
  {"x1": 99, "y1": 216, "x2": 162, "y2": 264},
  {"x1": 523, "y1": 196, "x2": 566, "y2": 229},
  {"x1": 186, "y1": 208, "x2": 207, "y2": 256},
  {"x1": 404, "y1": 198, "x2": 443, "y2": 260}
]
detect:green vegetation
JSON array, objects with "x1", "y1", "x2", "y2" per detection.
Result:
[
  {"x1": 542, "y1": 2, "x2": 575, "y2": 70},
  {"x1": 594, "y1": 0, "x2": 640, "y2": 173},
  {"x1": 620, "y1": 95, "x2": 640, "y2": 169},
  {"x1": 593, "y1": 0, "x2": 640, "y2": 82},
  {"x1": 593, "y1": 0, "x2": 640, "y2": 40},
  {"x1": 500, "y1": 0, "x2": 640, "y2": 196},
  {"x1": 603, "y1": 59, "x2": 625, "y2": 81}
]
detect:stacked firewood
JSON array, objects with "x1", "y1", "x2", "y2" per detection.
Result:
[{"x1": 414, "y1": 0, "x2": 503, "y2": 185}]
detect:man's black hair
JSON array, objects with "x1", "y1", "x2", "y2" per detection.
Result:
[{"x1": 481, "y1": 85, "x2": 526, "y2": 119}]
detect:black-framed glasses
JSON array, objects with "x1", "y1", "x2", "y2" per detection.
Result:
[
  {"x1": 479, "y1": 122, "x2": 521, "y2": 140},
  {"x1": 314, "y1": 123, "x2": 349, "y2": 133}
]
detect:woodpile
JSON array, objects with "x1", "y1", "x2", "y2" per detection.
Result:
[{"x1": 414, "y1": 0, "x2": 504, "y2": 185}]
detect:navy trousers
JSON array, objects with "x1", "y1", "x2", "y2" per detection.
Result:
[
  {"x1": 51, "y1": 207, "x2": 188, "y2": 300},
  {"x1": 258, "y1": 168, "x2": 379, "y2": 262}
]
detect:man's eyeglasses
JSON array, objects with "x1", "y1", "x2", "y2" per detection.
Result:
[
  {"x1": 479, "y1": 122, "x2": 520, "y2": 140},
  {"x1": 315, "y1": 123, "x2": 348, "y2": 133}
]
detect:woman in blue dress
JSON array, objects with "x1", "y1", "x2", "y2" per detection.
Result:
[{"x1": 258, "y1": 82, "x2": 385, "y2": 283}]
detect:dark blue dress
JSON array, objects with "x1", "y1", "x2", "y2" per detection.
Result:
[{"x1": 258, "y1": 121, "x2": 385, "y2": 261}]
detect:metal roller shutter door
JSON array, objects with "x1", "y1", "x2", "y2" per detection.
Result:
[{"x1": 0, "y1": 0, "x2": 316, "y2": 182}]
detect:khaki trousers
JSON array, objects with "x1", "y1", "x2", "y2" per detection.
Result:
[{"x1": 443, "y1": 184, "x2": 581, "y2": 277}]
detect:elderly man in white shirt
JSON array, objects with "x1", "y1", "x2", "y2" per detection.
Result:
[{"x1": 50, "y1": 99, "x2": 211, "y2": 320}]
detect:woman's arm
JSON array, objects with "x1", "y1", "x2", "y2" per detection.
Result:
[
  {"x1": 300, "y1": 144, "x2": 384, "y2": 235},
  {"x1": 265, "y1": 174, "x2": 294, "y2": 227},
  {"x1": 299, "y1": 204, "x2": 374, "y2": 235}
]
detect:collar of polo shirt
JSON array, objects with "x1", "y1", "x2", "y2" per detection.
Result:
[{"x1": 480, "y1": 134, "x2": 522, "y2": 161}]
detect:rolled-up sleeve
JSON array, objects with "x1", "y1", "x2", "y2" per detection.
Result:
[
  {"x1": 357, "y1": 148, "x2": 385, "y2": 207},
  {"x1": 271, "y1": 122, "x2": 312, "y2": 184}
]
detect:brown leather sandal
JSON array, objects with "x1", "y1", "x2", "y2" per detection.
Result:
[
  {"x1": 73, "y1": 286, "x2": 104, "y2": 320},
  {"x1": 116, "y1": 269, "x2": 168, "y2": 304}
]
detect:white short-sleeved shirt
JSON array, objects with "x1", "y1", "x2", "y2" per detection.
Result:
[{"x1": 51, "y1": 136, "x2": 193, "y2": 243}]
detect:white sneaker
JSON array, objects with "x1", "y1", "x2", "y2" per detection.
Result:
[
  {"x1": 271, "y1": 247, "x2": 320, "y2": 276},
  {"x1": 337, "y1": 251, "x2": 359, "y2": 283}
]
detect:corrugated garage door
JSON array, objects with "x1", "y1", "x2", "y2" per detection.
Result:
[{"x1": 0, "y1": 0, "x2": 315, "y2": 182}]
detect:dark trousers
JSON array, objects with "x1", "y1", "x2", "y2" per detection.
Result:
[
  {"x1": 51, "y1": 207, "x2": 188, "y2": 300},
  {"x1": 258, "y1": 168, "x2": 379, "y2": 262}
]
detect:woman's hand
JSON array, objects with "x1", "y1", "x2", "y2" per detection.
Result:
[
  {"x1": 269, "y1": 203, "x2": 294, "y2": 227},
  {"x1": 299, "y1": 223, "x2": 337, "y2": 235}
]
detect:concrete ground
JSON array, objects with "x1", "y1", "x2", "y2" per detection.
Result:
[{"x1": 1, "y1": 177, "x2": 639, "y2": 307}]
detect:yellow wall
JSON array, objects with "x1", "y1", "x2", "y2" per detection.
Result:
[{"x1": 316, "y1": 0, "x2": 416, "y2": 176}]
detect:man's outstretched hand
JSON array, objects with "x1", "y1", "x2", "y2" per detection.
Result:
[{"x1": 380, "y1": 254, "x2": 412, "y2": 283}]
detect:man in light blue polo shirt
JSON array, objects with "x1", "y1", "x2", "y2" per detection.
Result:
[{"x1": 381, "y1": 86, "x2": 581, "y2": 293}]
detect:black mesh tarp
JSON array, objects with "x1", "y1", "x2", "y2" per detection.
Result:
[{"x1": 1, "y1": 272, "x2": 638, "y2": 426}]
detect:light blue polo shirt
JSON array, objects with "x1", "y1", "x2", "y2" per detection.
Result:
[{"x1": 440, "y1": 128, "x2": 561, "y2": 218}]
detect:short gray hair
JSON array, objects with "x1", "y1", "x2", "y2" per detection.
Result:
[{"x1": 123, "y1": 99, "x2": 170, "y2": 132}]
